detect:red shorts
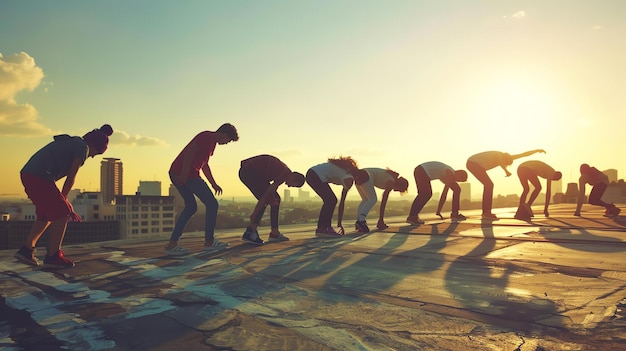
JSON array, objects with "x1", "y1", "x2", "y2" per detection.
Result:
[{"x1": 21, "y1": 173, "x2": 72, "y2": 221}]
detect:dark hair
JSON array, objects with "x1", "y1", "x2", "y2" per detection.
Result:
[
  {"x1": 217, "y1": 123, "x2": 239, "y2": 141},
  {"x1": 291, "y1": 172, "x2": 306, "y2": 187},
  {"x1": 328, "y1": 156, "x2": 358, "y2": 171},
  {"x1": 395, "y1": 177, "x2": 409, "y2": 192},
  {"x1": 83, "y1": 124, "x2": 113, "y2": 154}
]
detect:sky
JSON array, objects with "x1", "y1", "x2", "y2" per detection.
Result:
[{"x1": 1, "y1": 1, "x2": 625, "y2": 202}]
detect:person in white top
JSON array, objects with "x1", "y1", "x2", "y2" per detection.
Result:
[
  {"x1": 406, "y1": 161, "x2": 467, "y2": 225},
  {"x1": 306, "y1": 157, "x2": 370, "y2": 236},
  {"x1": 355, "y1": 168, "x2": 409, "y2": 232},
  {"x1": 466, "y1": 149, "x2": 545, "y2": 220},
  {"x1": 514, "y1": 160, "x2": 562, "y2": 221}
]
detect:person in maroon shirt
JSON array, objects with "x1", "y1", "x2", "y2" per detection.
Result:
[
  {"x1": 165, "y1": 123, "x2": 239, "y2": 256},
  {"x1": 575, "y1": 163, "x2": 620, "y2": 217},
  {"x1": 239, "y1": 154, "x2": 305, "y2": 245}
]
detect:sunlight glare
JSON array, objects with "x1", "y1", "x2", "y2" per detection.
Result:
[{"x1": 470, "y1": 77, "x2": 560, "y2": 147}]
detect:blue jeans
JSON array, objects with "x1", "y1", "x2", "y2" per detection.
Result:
[{"x1": 169, "y1": 174, "x2": 218, "y2": 242}]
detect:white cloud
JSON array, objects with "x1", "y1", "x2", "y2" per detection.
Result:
[
  {"x1": 110, "y1": 130, "x2": 167, "y2": 146},
  {"x1": 512, "y1": 10, "x2": 526, "y2": 19},
  {"x1": 0, "y1": 52, "x2": 51, "y2": 136}
]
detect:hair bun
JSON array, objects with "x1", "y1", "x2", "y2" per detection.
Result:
[{"x1": 100, "y1": 124, "x2": 113, "y2": 136}]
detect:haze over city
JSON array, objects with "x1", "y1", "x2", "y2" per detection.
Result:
[{"x1": 1, "y1": 1, "x2": 625, "y2": 201}]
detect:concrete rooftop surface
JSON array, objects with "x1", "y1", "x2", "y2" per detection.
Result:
[{"x1": 1, "y1": 204, "x2": 626, "y2": 351}]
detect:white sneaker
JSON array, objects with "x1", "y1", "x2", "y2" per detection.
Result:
[
  {"x1": 204, "y1": 239, "x2": 229, "y2": 251},
  {"x1": 164, "y1": 246, "x2": 191, "y2": 256}
]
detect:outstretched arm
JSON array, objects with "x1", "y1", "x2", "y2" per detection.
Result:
[{"x1": 510, "y1": 149, "x2": 545, "y2": 161}]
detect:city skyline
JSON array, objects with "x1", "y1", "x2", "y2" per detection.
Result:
[{"x1": 1, "y1": 2, "x2": 625, "y2": 200}]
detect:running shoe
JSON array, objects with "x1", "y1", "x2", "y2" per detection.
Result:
[
  {"x1": 164, "y1": 246, "x2": 191, "y2": 256},
  {"x1": 242, "y1": 227, "x2": 264, "y2": 245},
  {"x1": 204, "y1": 239, "x2": 229, "y2": 251},
  {"x1": 450, "y1": 213, "x2": 467, "y2": 222},
  {"x1": 355, "y1": 220, "x2": 370, "y2": 233},
  {"x1": 605, "y1": 206, "x2": 621, "y2": 217},
  {"x1": 43, "y1": 250, "x2": 75, "y2": 268},
  {"x1": 14, "y1": 245, "x2": 41, "y2": 267},
  {"x1": 315, "y1": 227, "x2": 342, "y2": 237},
  {"x1": 268, "y1": 233, "x2": 290, "y2": 242}
]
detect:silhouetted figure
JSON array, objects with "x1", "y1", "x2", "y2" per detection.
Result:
[
  {"x1": 575, "y1": 163, "x2": 620, "y2": 217},
  {"x1": 514, "y1": 160, "x2": 562, "y2": 220},
  {"x1": 165, "y1": 123, "x2": 239, "y2": 256},
  {"x1": 355, "y1": 168, "x2": 409, "y2": 232},
  {"x1": 15, "y1": 124, "x2": 113, "y2": 268},
  {"x1": 466, "y1": 149, "x2": 545, "y2": 220},
  {"x1": 305, "y1": 156, "x2": 369, "y2": 237},
  {"x1": 239, "y1": 154, "x2": 305, "y2": 245},
  {"x1": 406, "y1": 161, "x2": 467, "y2": 225}
]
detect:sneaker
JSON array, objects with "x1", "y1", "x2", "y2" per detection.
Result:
[
  {"x1": 43, "y1": 250, "x2": 75, "y2": 268},
  {"x1": 204, "y1": 239, "x2": 229, "y2": 251},
  {"x1": 242, "y1": 227, "x2": 264, "y2": 245},
  {"x1": 14, "y1": 246, "x2": 41, "y2": 267},
  {"x1": 164, "y1": 246, "x2": 191, "y2": 256},
  {"x1": 315, "y1": 227, "x2": 342, "y2": 237},
  {"x1": 377, "y1": 223, "x2": 389, "y2": 230},
  {"x1": 605, "y1": 206, "x2": 621, "y2": 217},
  {"x1": 482, "y1": 213, "x2": 499, "y2": 220},
  {"x1": 268, "y1": 233, "x2": 290, "y2": 242},
  {"x1": 450, "y1": 213, "x2": 467, "y2": 222},
  {"x1": 406, "y1": 216, "x2": 425, "y2": 225},
  {"x1": 355, "y1": 220, "x2": 370, "y2": 233}
]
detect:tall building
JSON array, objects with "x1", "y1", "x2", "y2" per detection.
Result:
[
  {"x1": 138, "y1": 181, "x2": 161, "y2": 196},
  {"x1": 284, "y1": 189, "x2": 292, "y2": 203},
  {"x1": 101, "y1": 158, "x2": 123, "y2": 204},
  {"x1": 298, "y1": 189, "x2": 310, "y2": 202}
]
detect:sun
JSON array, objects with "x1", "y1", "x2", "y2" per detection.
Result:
[{"x1": 468, "y1": 76, "x2": 560, "y2": 148}]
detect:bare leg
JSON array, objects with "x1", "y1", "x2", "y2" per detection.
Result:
[
  {"x1": 24, "y1": 219, "x2": 51, "y2": 248},
  {"x1": 46, "y1": 218, "x2": 68, "y2": 254}
]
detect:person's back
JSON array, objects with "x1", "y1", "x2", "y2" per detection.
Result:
[
  {"x1": 21, "y1": 135, "x2": 88, "y2": 182},
  {"x1": 518, "y1": 160, "x2": 556, "y2": 180},
  {"x1": 582, "y1": 165, "x2": 607, "y2": 186}
]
